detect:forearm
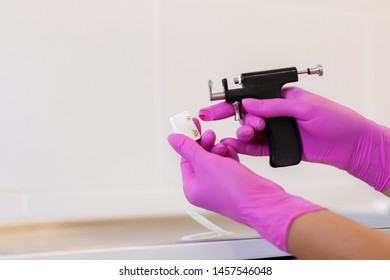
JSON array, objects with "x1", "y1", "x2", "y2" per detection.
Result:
[{"x1": 287, "y1": 210, "x2": 390, "y2": 259}]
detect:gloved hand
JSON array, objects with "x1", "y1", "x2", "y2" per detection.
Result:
[
  {"x1": 193, "y1": 117, "x2": 240, "y2": 161},
  {"x1": 199, "y1": 87, "x2": 390, "y2": 192},
  {"x1": 168, "y1": 131, "x2": 323, "y2": 251}
]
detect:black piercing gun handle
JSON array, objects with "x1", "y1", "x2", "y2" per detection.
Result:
[{"x1": 208, "y1": 65, "x2": 323, "y2": 168}]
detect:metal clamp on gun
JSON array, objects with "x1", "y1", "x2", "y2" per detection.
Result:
[{"x1": 208, "y1": 64, "x2": 323, "y2": 168}]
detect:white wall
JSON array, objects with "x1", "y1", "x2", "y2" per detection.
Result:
[{"x1": 1, "y1": 0, "x2": 390, "y2": 223}]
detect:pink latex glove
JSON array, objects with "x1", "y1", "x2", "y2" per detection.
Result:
[
  {"x1": 193, "y1": 117, "x2": 240, "y2": 161},
  {"x1": 199, "y1": 87, "x2": 390, "y2": 192},
  {"x1": 168, "y1": 131, "x2": 323, "y2": 251}
]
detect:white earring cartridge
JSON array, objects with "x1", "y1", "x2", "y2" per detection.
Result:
[{"x1": 169, "y1": 111, "x2": 201, "y2": 141}]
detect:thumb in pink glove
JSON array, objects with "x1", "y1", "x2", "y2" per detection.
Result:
[
  {"x1": 200, "y1": 87, "x2": 390, "y2": 192},
  {"x1": 168, "y1": 132, "x2": 323, "y2": 251}
]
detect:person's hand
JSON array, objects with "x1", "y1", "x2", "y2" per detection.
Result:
[
  {"x1": 192, "y1": 117, "x2": 239, "y2": 161},
  {"x1": 168, "y1": 131, "x2": 323, "y2": 251},
  {"x1": 199, "y1": 87, "x2": 390, "y2": 192}
]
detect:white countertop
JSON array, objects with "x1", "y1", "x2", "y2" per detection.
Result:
[{"x1": 0, "y1": 212, "x2": 389, "y2": 260}]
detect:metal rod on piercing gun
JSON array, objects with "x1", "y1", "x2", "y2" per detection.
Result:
[{"x1": 208, "y1": 65, "x2": 323, "y2": 168}]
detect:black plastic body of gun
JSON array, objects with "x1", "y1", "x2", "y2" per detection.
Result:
[{"x1": 208, "y1": 65, "x2": 323, "y2": 168}]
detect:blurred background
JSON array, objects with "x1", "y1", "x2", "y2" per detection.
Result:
[{"x1": 1, "y1": 0, "x2": 390, "y2": 224}]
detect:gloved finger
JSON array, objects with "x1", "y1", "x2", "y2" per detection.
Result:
[
  {"x1": 211, "y1": 143, "x2": 227, "y2": 157},
  {"x1": 192, "y1": 117, "x2": 202, "y2": 134},
  {"x1": 236, "y1": 125, "x2": 255, "y2": 143},
  {"x1": 242, "y1": 113, "x2": 266, "y2": 131},
  {"x1": 210, "y1": 142, "x2": 239, "y2": 161},
  {"x1": 281, "y1": 86, "x2": 306, "y2": 99},
  {"x1": 242, "y1": 98, "x2": 302, "y2": 119},
  {"x1": 225, "y1": 146, "x2": 240, "y2": 162},
  {"x1": 192, "y1": 117, "x2": 217, "y2": 152},
  {"x1": 221, "y1": 137, "x2": 269, "y2": 156},
  {"x1": 168, "y1": 133, "x2": 207, "y2": 163},
  {"x1": 168, "y1": 134, "x2": 206, "y2": 183},
  {"x1": 236, "y1": 126, "x2": 267, "y2": 143},
  {"x1": 198, "y1": 129, "x2": 216, "y2": 152},
  {"x1": 199, "y1": 102, "x2": 234, "y2": 121},
  {"x1": 180, "y1": 156, "x2": 195, "y2": 183}
]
